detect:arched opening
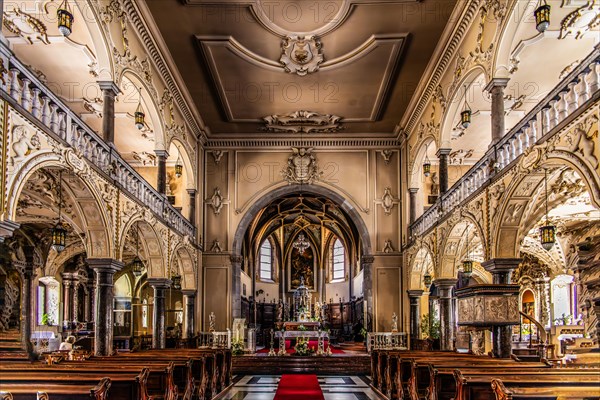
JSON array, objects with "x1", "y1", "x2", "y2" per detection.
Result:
[{"x1": 232, "y1": 185, "x2": 372, "y2": 346}]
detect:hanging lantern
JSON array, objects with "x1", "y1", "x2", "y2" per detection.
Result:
[
  {"x1": 134, "y1": 105, "x2": 145, "y2": 130},
  {"x1": 534, "y1": 0, "x2": 551, "y2": 33},
  {"x1": 174, "y1": 157, "x2": 183, "y2": 178},
  {"x1": 540, "y1": 225, "x2": 556, "y2": 251},
  {"x1": 130, "y1": 256, "x2": 145, "y2": 277},
  {"x1": 423, "y1": 156, "x2": 431, "y2": 177},
  {"x1": 462, "y1": 259, "x2": 473, "y2": 277},
  {"x1": 423, "y1": 273, "x2": 432, "y2": 289},
  {"x1": 171, "y1": 273, "x2": 182, "y2": 290},
  {"x1": 57, "y1": 0, "x2": 74, "y2": 37},
  {"x1": 461, "y1": 85, "x2": 472, "y2": 129},
  {"x1": 51, "y1": 222, "x2": 67, "y2": 253}
]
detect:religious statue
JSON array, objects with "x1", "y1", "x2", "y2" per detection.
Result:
[
  {"x1": 209, "y1": 312, "x2": 216, "y2": 332},
  {"x1": 314, "y1": 301, "x2": 321, "y2": 321},
  {"x1": 391, "y1": 312, "x2": 398, "y2": 333},
  {"x1": 276, "y1": 300, "x2": 283, "y2": 323}
]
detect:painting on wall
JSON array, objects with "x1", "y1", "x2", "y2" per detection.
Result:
[{"x1": 289, "y1": 247, "x2": 315, "y2": 291}]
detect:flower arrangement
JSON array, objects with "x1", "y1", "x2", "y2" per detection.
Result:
[
  {"x1": 231, "y1": 339, "x2": 245, "y2": 356},
  {"x1": 294, "y1": 337, "x2": 313, "y2": 356},
  {"x1": 298, "y1": 324, "x2": 308, "y2": 331}
]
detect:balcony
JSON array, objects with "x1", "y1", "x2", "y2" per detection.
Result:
[
  {"x1": 0, "y1": 42, "x2": 195, "y2": 239},
  {"x1": 410, "y1": 46, "x2": 600, "y2": 239}
]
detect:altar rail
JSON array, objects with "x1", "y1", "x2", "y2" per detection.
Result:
[
  {"x1": 197, "y1": 331, "x2": 231, "y2": 349},
  {"x1": 367, "y1": 332, "x2": 408, "y2": 353},
  {"x1": 411, "y1": 46, "x2": 600, "y2": 238},
  {"x1": 0, "y1": 42, "x2": 195, "y2": 239}
]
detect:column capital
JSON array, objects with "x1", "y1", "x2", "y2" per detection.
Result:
[
  {"x1": 186, "y1": 189, "x2": 197, "y2": 196},
  {"x1": 485, "y1": 77, "x2": 510, "y2": 92},
  {"x1": 97, "y1": 81, "x2": 121, "y2": 96},
  {"x1": 86, "y1": 258, "x2": 123, "y2": 274},
  {"x1": 408, "y1": 187, "x2": 419, "y2": 194},
  {"x1": 154, "y1": 149, "x2": 169, "y2": 159},
  {"x1": 361, "y1": 255, "x2": 375, "y2": 264},
  {"x1": 407, "y1": 289, "x2": 424, "y2": 298},
  {"x1": 433, "y1": 278, "x2": 457, "y2": 289},
  {"x1": 230, "y1": 254, "x2": 243, "y2": 265},
  {"x1": 481, "y1": 258, "x2": 522, "y2": 274},
  {"x1": 181, "y1": 289, "x2": 197, "y2": 297},
  {"x1": 436, "y1": 148, "x2": 452, "y2": 157},
  {"x1": 147, "y1": 277, "x2": 172, "y2": 289}
]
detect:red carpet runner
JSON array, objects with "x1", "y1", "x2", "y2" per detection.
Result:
[{"x1": 274, "y1": 374, "x2": 325, "y2": 400}]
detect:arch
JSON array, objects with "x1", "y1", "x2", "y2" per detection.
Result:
[
  {"x1": 6, "y1": 154, "x2": 112, "y2": 258},
  {"x1": 171, "y1": 244, "x2": 196, "y2": 291},
  {"x1": 119, "y1": 215, "x2": 165, "y2": 279},
  {"x1": 409, "y1": 135, "x2": 437, "y2": 188},
  {"x1": 439, "y1": 66, "x2": 489, "y2": 148},
  {"x1": 168, "y1": 138, "x2": 196, "y2": 190},
  {"x1": 494, "y1": 150, "x2": 600, "y2": 258},
  {"x1": 440, "y1": 214, "x2": 488, "y2": 276},
  {"x1": 232, "y1": 184, "x2": 372, "y2": 257},
  {"x1": 78, "y1": 0, "x2": 116, "y2": 80},
  {"x1": 120, "y1": 71, "x2": 166, "y2": 151},
  {"x1": 409, "y1": 246, "x2": 435, "y2": 290}
]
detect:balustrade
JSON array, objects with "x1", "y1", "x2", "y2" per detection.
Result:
[
  {"x1": 366, "y1": 332, "x2": 407, "y2": 353},
  {"x1": 411, "y1": 48, "x2": 600, "y2": 238},
  {"x1": 0, "y1": 47, "x2": 194, "y2": 239}
]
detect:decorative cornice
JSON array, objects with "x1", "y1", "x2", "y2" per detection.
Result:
[
  {"x1": 124, "y1": 0, "x2": 207, "y2": 143},
  {"x1": 397, "y1": 0, "x2": 482, "y2": 139},
  {"x1": 263, "y1": 111, "x2": 342, "y2": 133},
  {"x1": 205, "y1": 138, "x2": 400, "y2": 149}
]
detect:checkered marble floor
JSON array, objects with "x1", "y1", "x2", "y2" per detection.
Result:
[{"x1": 220, "y1": 375, "x2": 384, "y2": 399}]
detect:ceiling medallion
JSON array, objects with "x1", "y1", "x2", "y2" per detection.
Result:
[
  {"x1": 280, "y1": 35, "x2": 324, "y2": 76},
  {"x1": 263, "y1": 110, "x2": 342, "y2": 133}
]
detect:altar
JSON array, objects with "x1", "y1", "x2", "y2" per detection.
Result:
[{"x1": 283, "y1": 321, "x2": 320, "y2": 331}]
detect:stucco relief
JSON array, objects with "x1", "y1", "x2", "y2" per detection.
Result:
[
  {"x1": 281, "y1": 148, "x2": 322, "y2": 184},
  {"x1": 209, "y1": 187, "x2": 224, "y2": 215},
  {"x1": 280, "y1": 36, "x2": 323, "y2": 76}
]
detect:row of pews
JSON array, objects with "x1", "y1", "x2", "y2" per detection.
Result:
[
  {"x1": 0, "y1": 348, "x2": 232, "y2": 400},
  {"x1": 371, "y1": 350, "x2": 600, "y2": 400}
]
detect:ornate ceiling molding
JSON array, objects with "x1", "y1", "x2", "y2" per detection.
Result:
[
  {"x1": 280, "y1": 36, "x2": 323, "y2": 76},
  {"x1": 205, "y1": 137, "x2": 400, "y2": 149},
  {"x1": 263, "y1": 110, "x2": 342, "y2": 133},
  {"x1": 123, "y1": 0, "x2": 208, "y2": 142}
]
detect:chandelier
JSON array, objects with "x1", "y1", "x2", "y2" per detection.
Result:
[
  {"x1": 129, "y1": 222, "x2": 145, "y2": 277},
  {"x1": 540, "y1": 168, "x2": 556, "y2": 251},
  {"x1": 462, "y1": 223, "x2": 473, "y2": 278},
  {"x1": 293, "y1": 233, "x2": 310, "y2": 254},
  {"x1": 51, "y1": 170, "x2": 67, "y2": 253}
]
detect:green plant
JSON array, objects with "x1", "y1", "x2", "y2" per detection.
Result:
[
  {"x1": 420, "y1": 313, "x2": 440, "y2": 340},
  {"x1": 298, "y1": 324, "x2": 307, "y2": 331},
  {"x1": 41, "y1": 313, "x2": 53, "y2": 326},
  {"x1": 359, "y1": 327, "x2": 367, "y2": 338},
  {"x1": 294, "y1": 337, "x2": 312, "y2": 356},
  {"x1": 231, "y1": 339, "x2": 244, "y2": 356}
]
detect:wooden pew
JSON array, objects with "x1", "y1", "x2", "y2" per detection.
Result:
[
  {"x1": 491, "y1": 378, "x2": 600, "y2": 400},
  {"x1": 0, "y1": 377, "x2": 111, "y2": 400}
]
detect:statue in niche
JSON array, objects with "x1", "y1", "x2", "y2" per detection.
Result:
[
  {"x1": 290, "y1": 247, "x2": 314, "y2": 290},
  {"x1": 391, "y1": 312, "x2": 398, "y2": 332}
]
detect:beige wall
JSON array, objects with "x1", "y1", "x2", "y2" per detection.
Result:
[{"x1": 202, "y1": 148, "x2": 404, "y2": 329}]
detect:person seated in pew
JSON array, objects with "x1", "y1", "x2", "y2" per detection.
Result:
[{"x1": 59, "y1": 335, "x2": 76, "y2": 351}]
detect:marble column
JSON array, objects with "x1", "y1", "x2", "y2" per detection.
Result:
[
  {"x1": 72, "y1": 275, "x2": 80, "y2": 324},
  {"x1": 437, "y1": 148, "x2": 451, "y2": 194},
  {"x1": 148, "y1": 278, "x2": 171, "y2": 349},
  {"x1": 97, "y1": 81, "x2": 120, "y2": 145},
  {"x1": 485, "y1": 78, "x2": 510, "y2": 145},
  {"x1": 231, "y1": 255, "x2": 243, "y2": 320},
  {"x1": 482, "y1": 258, "x2": 521, "y2": 358},
  {"x1": 434, "y1": 278, "x2": 457, "y2": 351},
  {"x1": 18, "y1": 249, "x2": 34, "y2": 356},
  {"x1": 83, "y1": 284, "x2": 92, "y2": 323},
  {"x1": 408, "y1": 188, "x2": 419, "y2": 225},
  {"x1": 407, "y1": 289, "x2": 424, "y2": 349},
  {"x1": 86, "y1": 280, "x2": 95, "y2": 323},
  {"x1": 155, "y1": 150, "x2": 168, "y2": 196},
  {"x1": 361, "y1": 255, "x2": 375, "y2": 331},
  {"x1": 61, "y1": 273, "x2": 74, "y2": 327},
  {"x1": 87, "y1": 259, "x2": 123, "y2": 356},
  {"x1": 187, "y1": 189, "x2": 197, "y2": 227},
  {"x1": 181, "y1": 290, "x2": 196, "y2": 339}
]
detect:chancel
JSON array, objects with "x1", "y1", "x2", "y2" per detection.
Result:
[{"x1": 0, "y1": 0, "x2": 599, "y2": 399}]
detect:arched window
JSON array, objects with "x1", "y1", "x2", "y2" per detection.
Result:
[
  {"x1": 260, "y1": 240, "x2": 273, "y2": 281},
  {"x1": 332, "y1": 238, "x2": 345, "y2": 281}
]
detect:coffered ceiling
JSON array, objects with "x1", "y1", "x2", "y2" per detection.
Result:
[{"x1": 142, "y1": 0, "x2": 458, "y2": 137}]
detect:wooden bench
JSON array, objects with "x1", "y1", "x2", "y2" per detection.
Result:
[
  {"x1": 491, "y1": 378, "x2": 600, "y2": 400},
  {"x1": 0, "y1": 377, "x2": 111, "y2": 400}
]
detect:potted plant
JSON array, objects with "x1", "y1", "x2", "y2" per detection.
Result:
[
  {"x1": 293, "y1": 337, "x2": 313, "y2": 356},
  {"x1": 420, "y1": 313, "x2": 441, "y2": 350},
  {"x1": 231, "y1": 339, "x2": 244, "y2": 356}
]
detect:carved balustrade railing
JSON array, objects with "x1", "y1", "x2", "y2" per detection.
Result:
[
  {"x1": 0, "y1": 44, "x2": 195, "y2": 239},
  {"x1": 196, "y1": 331, "x2": 231, "y2": 349},
  {"x1": 411, "y1": 45, "x2": 600, "y2": 238},
  {"x1": 366, "y1": 332, "x2": 408, "y2": 353}
]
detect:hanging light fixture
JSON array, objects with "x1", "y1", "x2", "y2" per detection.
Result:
[
  {"x1": 171, "y1": 266, "x2": 182, "y2": 290},
  {"x1": 51, "y1": 170, "x2": 67, "y2": 253},
  {"x1": 540, "y1": 168, "x2": 556, "y2": 250},
  {"x1": 423, "y1": 143, "x2": 431, "y2": 177},
  {"x1": 134, "y1": 86, "x2": 145, "y2": 130},
  {"x1": 534, "y1": 0, "x2": 551, "y2": 33},
  {"x1": 130, "y1": 222, "x2": 145, "y2": 277},
  {"x1": 462, "y1": 224, "x2": 473, "y2": 278},
  {"x1": 174, "y1": 155, "x2": 183, "y2": 178},
  {"x1": 423, "y1": 271, "x2": 432, "y2": 290},
  {"x1": 293, "y1": 233, "x2": 310, "y2": 254},
  {"x1": 57, "y1": 0, "x2": 74, "y2": 37},
  {"x1": 460, "y1": 85, "x2": 472, "y2": 129}
]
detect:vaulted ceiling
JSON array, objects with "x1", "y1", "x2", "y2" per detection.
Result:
[{"x1": 141, "y1": 0, "x2": 458, "y2": 137}]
